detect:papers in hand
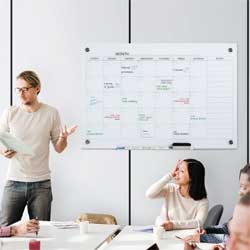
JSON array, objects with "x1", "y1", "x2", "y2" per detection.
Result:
[{"x1": 0, "y1": 132, "x2": 34, "y2": 156}]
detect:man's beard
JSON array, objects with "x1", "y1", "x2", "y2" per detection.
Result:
[{"x1": 22, "y1": 100, "x2": 32, "y2": 106}]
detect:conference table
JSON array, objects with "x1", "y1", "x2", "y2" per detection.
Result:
[
  {"x1": 103, "y1": 226, "x2": 221, "y2": 250},
  {"x1": 0, "y1": 221, "x2": 120, "y2": 250}
]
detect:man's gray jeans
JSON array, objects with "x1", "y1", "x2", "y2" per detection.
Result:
[{"x1": 0, "y1": 179, "x2": 52, "y2": 226}]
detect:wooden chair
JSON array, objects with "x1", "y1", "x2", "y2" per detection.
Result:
[
  {"x1": 76, "y1": 213, "x2": 117, "y2": 225},
  {"x1": 76, "y1": 213, "x2": 119, "y2": 244}
]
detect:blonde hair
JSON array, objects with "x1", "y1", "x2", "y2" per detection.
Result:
[{"x1": 17, "y1": 70, "x2": 41, "y2": 94}]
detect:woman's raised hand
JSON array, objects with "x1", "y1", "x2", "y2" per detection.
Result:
[{"x1": 171, "y1": 160, "x2": 182, "y2": 177}]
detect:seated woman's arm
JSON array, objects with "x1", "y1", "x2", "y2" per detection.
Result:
[
  {"x1": 205, "y1": 222, "x2": 229, "y2": 234},
  {"x1": 200, "y1": 233, "x2": 228, "y2": 244},
  {"x1": 145, "y1": 173, "x2": 173, "y2": 198},
  {"x1": 0, "y1": 220, "x2": 39, "y2": 237},
  {"x1": 146, "y1": 161, "x2": 181, "y2": 199},
  {"x1": 11, "y1": 220, "x2": 39, "y2": 236}
]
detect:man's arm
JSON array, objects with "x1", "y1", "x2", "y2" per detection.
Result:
[
  {"x1": 54, "y1": 136, "x2": 67, "y2": 153},
  {"x1": 53, "y1": 125, "x2": 77, "y2": 153}
]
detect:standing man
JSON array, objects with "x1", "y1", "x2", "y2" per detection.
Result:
[{"x1": 0, "y1": 70, "x2": 77, "y2": 225}]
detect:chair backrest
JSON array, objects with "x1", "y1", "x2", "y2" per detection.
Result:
[
  {"x1": 203, "y1": 204, "x2": 224, "y2": 228},
  {"x1": 76, "y1": 213, "x2": 117, "y2": 225}
]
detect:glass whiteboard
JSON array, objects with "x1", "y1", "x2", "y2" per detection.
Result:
[{"x1": 81, "y1": 43, "x2": 237, "y2": 149}]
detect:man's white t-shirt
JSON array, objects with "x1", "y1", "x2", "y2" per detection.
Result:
[{"x1": 0, "y1": 103, "x2": 61, "y2": 182}]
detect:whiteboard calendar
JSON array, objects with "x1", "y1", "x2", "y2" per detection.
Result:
[{"x1": 81, "y1": 43, "x2": 237, "y2": 149}]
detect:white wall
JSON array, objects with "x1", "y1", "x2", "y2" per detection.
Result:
[
  {"x1": 6, "y1": 0, "x2": 248, "y2": 226},
  {"x1": 0, "y1": 0, "x2": 10, "y2": 206},
  {"x1": 13, "y1": 0, "x2": 129, "y2": 225},
  {"x1": 131, "y1": 0, "x2": 247, "y2": 225}
]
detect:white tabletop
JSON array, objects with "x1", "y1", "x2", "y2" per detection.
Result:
[
  {"x1": 103, "y1": 226, "x2": 221, "y2": 250},
  {"x1": 0, "y1": 221, "x2": 120, "y2": 250}
]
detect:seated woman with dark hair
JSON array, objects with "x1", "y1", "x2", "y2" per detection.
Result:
[{"x1": 146, "y1": 159, "x2": 208, "y2": 230}]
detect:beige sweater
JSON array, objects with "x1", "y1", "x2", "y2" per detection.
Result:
[
  {"x1": 146, "y1": 173, "x2": 209, "y2": 229},
  {"x1": 0, "y1": 103, "x2": 61, "y2": 182}
]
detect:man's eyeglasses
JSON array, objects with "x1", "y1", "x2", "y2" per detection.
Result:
[{"x1": 15, "y1": 86, "x2": 34, "y2": 93}]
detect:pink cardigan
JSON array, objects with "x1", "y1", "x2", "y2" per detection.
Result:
[{"x1": 0, "y1": 226, "x2": 11, "y2": 237}]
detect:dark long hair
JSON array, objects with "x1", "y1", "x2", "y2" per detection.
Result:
[{"x1": 184, "y1": 159, "x2": 207, "y2": 201}]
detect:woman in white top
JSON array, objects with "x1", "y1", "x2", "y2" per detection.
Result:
[{"x1": 146, "y1": 159, "x2": 209, "y2": 230}]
